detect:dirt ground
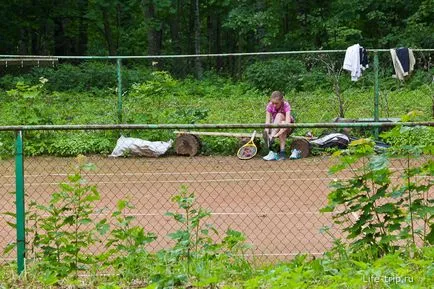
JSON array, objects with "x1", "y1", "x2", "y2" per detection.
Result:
[{"x1": 2, "y1": 154, "x2": 427, "y2": 262}]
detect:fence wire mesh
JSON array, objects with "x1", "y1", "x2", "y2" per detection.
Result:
[
  {"x1": 0, "y1": 131, "x2": 16, "y2": 263},
  {"x1": 0, "y1": 128, "x2": 432, "y2": 267}
]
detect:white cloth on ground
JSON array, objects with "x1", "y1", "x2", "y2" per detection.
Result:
[{"x1": 110, "y1": 135, "x2": 173, "y2": 157}]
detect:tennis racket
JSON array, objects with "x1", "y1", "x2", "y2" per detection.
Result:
[{"x1": 237, "y1": 131, "x2": 257, "y2": 160}]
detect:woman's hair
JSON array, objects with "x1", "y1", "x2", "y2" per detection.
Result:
[{"x1": 271, "y1": 91, "x2": 284, "y2": 100}]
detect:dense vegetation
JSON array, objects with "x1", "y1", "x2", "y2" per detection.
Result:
[
  {"x1": 0, "y1": 60, "x2": 433, "y2": 156},
  {"x1": 0, "y1": 60, "x2": 433, "y2": 157}
]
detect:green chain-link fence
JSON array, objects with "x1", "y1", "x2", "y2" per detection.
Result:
[{"x1": 0, "y1": 122, "x2": 432, "y2": 275}]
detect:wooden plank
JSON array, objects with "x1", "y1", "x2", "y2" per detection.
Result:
[
  {"x1": 174, "y1": 130, "x2": 315, "y2": 140},
  {"x1": 174, "y1": 130, "x2": 254, "y2": 138}
]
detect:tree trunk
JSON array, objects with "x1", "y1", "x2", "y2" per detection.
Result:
[
  {"x1": 143, "y1": 0, "x2": 162, "y2": 55},
  {"x1": 215, "y1": 16, "x2": 223, "y2": 70},
  {"x1": 54, "y1": 17, "x2": 66, "y2": 55},
  {"x1": 194, "y1": 0, "x2": 202, "y2": 78},
  {"x1": 432, "y1": 95, "x2": 434, "y2": 118},
  {"x1": 334, "y1": 78, "x2": 345, "y2": 118},
  {"x1": 30, "y1": 0, "x2": 39, "y2": 54},
  {"x1": 170, "y1": 0, "x2": 181, "y2": 53},
  {"x1": 102, "y1": 7, "x2": 116, "y2": 55},
  {"x1": 77, "y1": 0, "x2": 88, "y2": 55}
]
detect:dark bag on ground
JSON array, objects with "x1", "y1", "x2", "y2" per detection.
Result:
[{"x1": 310, "y1": 133, "x2": 349, "y2": 149}]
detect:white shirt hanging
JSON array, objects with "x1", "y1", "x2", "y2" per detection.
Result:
[{"x1": 343, "y1": 44, "x2": 362, "y2": 81}]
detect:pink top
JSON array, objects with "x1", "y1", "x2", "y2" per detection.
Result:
[{"x1": 266, "y1": 100, "x2": 291, "y2": 121}]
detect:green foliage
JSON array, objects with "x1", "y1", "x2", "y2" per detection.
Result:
[
  {"x1": 322, "y1": 130, "x2": 433, "y2": 256},
  {"x1": 151, "y1": 185, "x2": 252, "y2": 289},
  {"x1": 243, "y1": 58, "x2": 307, "y2": 92},
  {"x1": 0, "y1": 69, "x2": 433, "y2": 157},
  {"x1": 3, "y1": 162, "x2": 253, "y2": 288},
  {"x1": 102, "y1": 199, "x2": 157, "y2": 282},
  {"x1": 381, "y1": 111, "x2": 434, "y2": 149},
  {"x1": 0, "y1": 62, "x2": 152, "y2": 93},
  {"x1": 240, "y1": 246, "x2": 434, "y2": 289},
  {"x1": 23, "y1": 157, "x2": 105, "y2": 281}
]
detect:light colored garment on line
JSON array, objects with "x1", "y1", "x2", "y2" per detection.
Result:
[{"x1": 343, "y1": 44, "x2": 362, "y2": 81}]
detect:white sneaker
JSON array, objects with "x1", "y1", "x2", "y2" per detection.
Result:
[
  {"x1": 263, "y1": 151, "x2": 277, "y2": 161},
  {"x1": 289, "y1": 149, "x2": 302, "y2": 159}
]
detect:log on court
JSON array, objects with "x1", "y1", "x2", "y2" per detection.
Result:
[
  {"x1": 175, "y1": 133, "x2": 201, "y2": 156},
  {"x1": 175, "y1": 131, "x2": 258, "y2": 156},
  {"x1": 175, "y1": 131, "x2": 312, "y2": 157},
  {"x1": 289, "y1": 138, "x2": 311, "y2": 158}
]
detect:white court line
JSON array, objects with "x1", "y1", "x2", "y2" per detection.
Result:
[
  {"x1": 119, "y1": 211, "x2": 322, "y2": 216},
  {"x1": 1, "y1": 211, "x2": 325, "y2": 218},
  {"x1": 3, "y1": 174, "x2": 427, "y2": 187},
  {"x1": 244, "y1": 252, "x2": 324, "y2": 256},
  {"x1": 1, "y1": 177, "x2": 338, "y2": 187},
  {"x1": 2, "y1": 169, "x2": 331, "y2": 178},
  {"x1": 1, "y1": 166, "x2": 412, "y2": 179}
]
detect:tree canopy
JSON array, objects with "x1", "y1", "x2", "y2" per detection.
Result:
[{"x1": 1, "y1": 0, "x2": 433, "y2": 56}]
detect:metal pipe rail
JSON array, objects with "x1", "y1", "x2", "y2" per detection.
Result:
[{"x1": 0, "y1": 122, "x2": 433, "y2": 132}]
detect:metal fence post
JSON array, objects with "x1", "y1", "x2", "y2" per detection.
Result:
[
  {"x1": 117, "y1": 58, "x2": 123, "y2": 124},
  {"x1": 373, "y1": 52, "x2": 380, "y2": 139},
  {"x1": 15, "y1": 130, "x2": 25, "y2": 275}
]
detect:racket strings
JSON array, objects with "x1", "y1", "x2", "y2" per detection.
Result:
[{"x1": 238, "y1": 145, "x2": 257, "y2": 159}]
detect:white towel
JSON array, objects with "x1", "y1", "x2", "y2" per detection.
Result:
[{"x1": 343, "y1": 44, "x2": 361, "y2": 81}]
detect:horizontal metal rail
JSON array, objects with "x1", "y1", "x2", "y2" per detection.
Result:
[
  {"x1": 0, "y1": 49, "x2": 433, "y2": 60},
  {"x1": 0, "y1": 122, "x2": 432, "y2": 132}
]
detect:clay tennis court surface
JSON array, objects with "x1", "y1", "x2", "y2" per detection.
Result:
[{"x1": 0, "y1": 155, "x2": 426, "y2": 262}]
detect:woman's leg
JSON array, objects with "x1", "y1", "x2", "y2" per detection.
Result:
[
  {"x1": 278, "y1": 123, "x2": 288, "y2": 152},
  {"x1": 271, "y1": 113, "x2": 285, "y2": 138}
]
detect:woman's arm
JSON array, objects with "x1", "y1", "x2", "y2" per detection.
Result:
[
  {"x1": 265, "y1": 111, "x2": 272, "y2": 133},
  {"x1": 285, "y1": 111, "x2": 291, "y2": 123},
  {"x1": 274, "y1": 111, "x2": 291, "y2": 138}
]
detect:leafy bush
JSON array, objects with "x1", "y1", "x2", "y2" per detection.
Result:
[
  {"x1": 322, "y1": 136, "x2": 433, "y2": 257},
  {"x1": 2, "y1": 159, "x2": 252, "y2": 288},
  {"x1": 244, "y1": 58, "x2": 307, "y2": 92},
  {"x1": 381, "y1": 112, "x2": 434, "y2": 148},
  {"x1": 239, "y1": 246, "x2": 434, "y2": 289},
  {"x1": 15, "y1": 159, "x2": 106, "y2": 281},
  {"x1": 0, "y1": 62, "x2": 152, "y2": 92}
]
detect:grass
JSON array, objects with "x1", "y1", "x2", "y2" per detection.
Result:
[{"x1": 0, "y1": 69, "x2": 432, "y2": 157}]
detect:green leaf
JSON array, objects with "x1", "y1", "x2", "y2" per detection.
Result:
[
  {"x1": 6, "y1": 221, "x2": 16, "y2": 228},
  {"x1": 143, "y1": 284, "x2": 158, "y2": 289},
  {"x1": 82, "y1": 163, "x2": 97, "y2": 171},
  {"x1": 38, "y1": 271, "x2": 59, "y2": 286},
  {"x1": 3, "y1": 242, "x2": 16, "y2": 254},
  {"x1": 320, "y1": 205, "x2": 335, "y2": 213},
  {"x1": 351, "y1": 260, "x2": 368, "y2": 269},
  {"x1": 2, "y1": 212, "x2": 16, "y2": 218},
  {"x1": 391, "y1": 187, "x2": 406, "y2": 198},
  {"x1": 79, "y1": 218, "x2": 92, "y2": 225},
  {"x1": 376, "y1": 203, "x2": 396, "y2": 214},
  {"x1": 96, "y1": 222, "x2": 110, "y2": 235},
  {"x1": 117, "y1": 200, "x2": 128, "y2": 211},
  {"x1": 369, "y1": 154, "x2": 389, "y2": 171},
  {"x1": 426, "y1": 224, "x2": 434, "y2": 245}
]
